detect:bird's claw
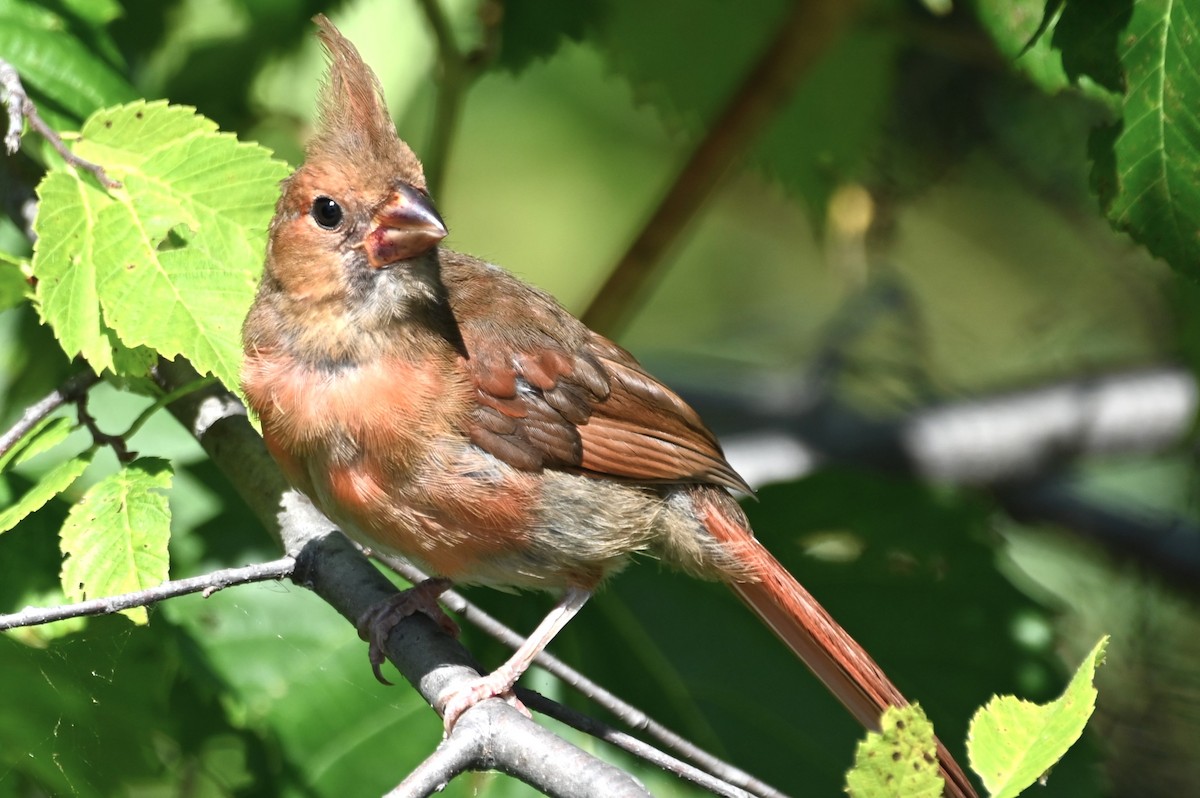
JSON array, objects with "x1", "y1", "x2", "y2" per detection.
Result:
[
  {"x1": 356, "y1": 577, "x2": 458, "y2": 684},
  {"x1": 439, "y1": 673, "x2": 531, "y2": 734}
]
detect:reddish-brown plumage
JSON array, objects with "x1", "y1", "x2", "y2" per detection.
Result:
[{"x1": 240, "y1": 16, "x2": 978, "y2": 797}]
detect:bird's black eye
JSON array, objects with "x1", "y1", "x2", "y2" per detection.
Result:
[{"x1": 311, "y1": 196, "x2": 343, "y2": 229}]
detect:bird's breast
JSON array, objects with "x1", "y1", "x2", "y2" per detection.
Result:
[
  {"x1": 243, "y1": 347, "x2": 469, "y2": 463},
  {"x1": 242, "y1": 346, "x2": 539, "y2": 578}
]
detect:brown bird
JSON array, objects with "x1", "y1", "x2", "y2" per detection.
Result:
[{"x1": 241, "y1": 16, "x2": 977, "y2": 798}]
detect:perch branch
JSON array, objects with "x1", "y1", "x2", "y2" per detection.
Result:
[{"x1": 377, "y1": 555, "x2": 785, "y2": 798}]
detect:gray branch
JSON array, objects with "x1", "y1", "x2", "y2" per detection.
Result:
[
  {"x1": 387, "y1": 708, "x2": 651, "y2": 798},
  {"x1": 377, "y1": 556, "x2": 780, "y2": 798},
  {"x1": 0, "y1": 370, "x2": 100, "y2": 462},
  {"x1": 714, "y1": 366, "x2": 1196, "y2": 488},
  {"x1": 10, "y1": 355, "x2": 1194, "y2": 796},
  {"x1": 705, "y1": 365, "x2": 1200, "y2": 584}
]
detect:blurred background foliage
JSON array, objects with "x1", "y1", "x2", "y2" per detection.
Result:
[{"x1": 2, "y1": 0, "x2": 1198, "y2": 795}]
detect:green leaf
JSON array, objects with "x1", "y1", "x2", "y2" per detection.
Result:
[
  {"x1": 32, "y1": 171, "x2": 152, "y2": 375},
  {"x1": 0, "y1": 250, "x2": 31, "y2": 312},
  {"x1": 846, "y1": 704, "x2": 944, "y2": 798},
  {"x1": 57, "y1": 0, "x2": 122, "y2": 26},
  {"x1": 0, "y1": 2, "x2": 136, "y2": 122},
  {"x1": 967, "y1": 636, "x2": 1108, "y2": 797},
  {"x1": 1094, "y1": 1, "x2": 1200, "y2": 277},
  {"x1": 0, "y1": 416, "x2": 74, "y2": 473},
  {"x1": 59, "y1": 457, "x2": 172, "y2": 625},
  {"x1": 756, "y1": 29, "x2": 897, "y2": 216},
  {"x1": 972, "y1": 0, "x2": 1071, "y2": 93},
  {"x1": 163, "y1": 586, "x2": 441, "y2": 795},
  {"x1": 32, "y1": 100, "x2": 291, "y2": 389},
  {"x1": 973, "y1": 0, "x2": 1122, "y2": 106},
  {"x1": 0, "y1": 614, "x2": 206, "y2": 794},
  {"x1": 1052, "y1": 0, "x2": 1131, "y2": 94},
  {"x1": 0, "y1": 451, "x2": 92, "y2": 534}
]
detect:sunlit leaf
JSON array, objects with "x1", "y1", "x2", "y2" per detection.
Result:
[
  {"x1": 968, "y1": 636, "x2": 1107, "y2": 797},
  {"x1": 32, "y1": 101, "x2": 290, "y2": 389},
  {"x1": 0, "y1": 251, "x2": 31, "y2": 312},
  {"x1": 846, "y1": 704, "x2": 944, "y2": 798},
  {"x1": 0, "y1": 416, "x2": 74, "y2": 473}
]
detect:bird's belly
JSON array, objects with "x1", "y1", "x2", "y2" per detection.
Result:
[
  {"x1": 312, "y1": 440, "x2": 728, "y2": 591},
  {"x1": 312, "y1": 441, "x2": 547, "y2": 584}
]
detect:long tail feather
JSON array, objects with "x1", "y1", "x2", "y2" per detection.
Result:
[{"x1": 700, "y1": 499, "x2": 979, "y2": 798}]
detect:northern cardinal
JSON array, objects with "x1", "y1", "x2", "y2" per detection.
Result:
[{"x1": 241, "y1": 16, "x2": 977, "y2": 798}]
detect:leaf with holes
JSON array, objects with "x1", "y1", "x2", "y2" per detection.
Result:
[
  {"x1": 32, "y1": 100, "x2": 290, "y2": 389},
  {"x1": 59, "y1": 457, "x2": 172, "y2": 625},
  {"x1": 845, "y1": 704, "x2": 945, "y2": 798}
]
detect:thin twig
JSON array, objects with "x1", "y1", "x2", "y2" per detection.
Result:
[
  {"x1": 0, "y1": 557, "x2": 296, "y2": 630},
  {"x1": 378, "y1": 555, "x2": 785, "y2": 798},
  {"x1": 518, "y1": 692, "x2": 755, "y2": 798},
  {"x1": 581, "y1": 0, "x2": 858, "y2": 336},
  {"x1": 0, "y1": 58, "x2": 120, "y2": 189},
  {"x1": 75, "y1": 388, "x2": 134, "y2": 463},
  {"x1": 122, "y1": 375, "x2": 217, "y2": 441},
  {"x1": 0, "y1": 370, "x2": 100, "y2": 464}
]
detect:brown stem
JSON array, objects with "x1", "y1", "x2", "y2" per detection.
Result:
[
  {"x1": 75, "y1": 389, "x2": 134, "y2": 463},
  {"x1": 581, "y1": 0, "x2": 858, "y2": 336},
  {"x1": 414, "y1": 0, "x2": 501, "y2": 197}
]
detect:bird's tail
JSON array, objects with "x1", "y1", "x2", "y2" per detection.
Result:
[{"x1": 698, "y1": 495, "x2": 979, "y2": 798}]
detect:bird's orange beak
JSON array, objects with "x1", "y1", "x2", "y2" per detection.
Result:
[{"x1": 364, "y1": 183, "x2": 447, "y2": 268}]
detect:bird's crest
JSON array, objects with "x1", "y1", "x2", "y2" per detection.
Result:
[{"x1": 310, "y1": 15, "x2": 425, "y2": 188}]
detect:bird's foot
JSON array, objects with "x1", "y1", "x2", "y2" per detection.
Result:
[
  {"x1": 438, "y1": 587, "x2": 591, "y2": 732},
  {"x1": 356, "y1": 576, "x2": 458, "y2": 684},
  {"x1": 439, "y1": 667, "x2": 531, "y2": 734}
]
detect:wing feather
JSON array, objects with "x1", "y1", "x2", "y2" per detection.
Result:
[{"x1": 442, "y1": 252, "x2": 750, "y2": 493}]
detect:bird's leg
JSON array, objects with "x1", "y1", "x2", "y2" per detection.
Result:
[
  {"x1": 357, "y1": 576, "x2": 458, "y2": 684},
  {"x1": 439, "y1": 586, "x2": 591, "y2": 733}
]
